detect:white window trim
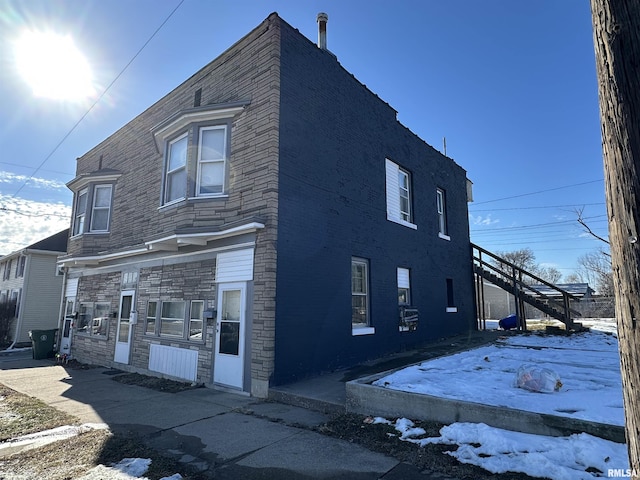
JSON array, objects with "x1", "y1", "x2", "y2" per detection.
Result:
[
  {"x1": 351, "y1": 257, "x2": 372, "y2": 333},
  {"x1": 385, "y1": 159, "x2": 417, "y2": 229},
  {"x1": 72, "y1": 188, "x2": 88, "y2": 237},
  {"x1": 164, "y1": 133, "x2": 188, "y2": 205},
  {"x1": 437, "y1": 188, "x2": 448, "y2": 237},
  {"x1": 160, "y1": 300, "x2": 186, "y2": 338},
  {"x1": 89, "y1": 185, "x2": 113, "y2": 233},
  {"x1": 189, "y1": 300, "x2": 205, "y2": 341},
  {"x1": 196, "y1": 125, "x2": 228, "y2": 198},
  {"x1": 397, "y1": 267, "x2": 411, "y2": 305},
  {"x1": 352, "y1": 326, "x2": 375, "y2": 336}
]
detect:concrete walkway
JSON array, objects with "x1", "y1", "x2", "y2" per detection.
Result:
[{"x1": 0, "y1": 349, "x2": 470, "y2": 479}]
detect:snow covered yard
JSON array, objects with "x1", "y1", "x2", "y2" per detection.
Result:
[
  {"x1": 371, "y1": 319, "x2": 632, "y2": 479},
  {"x1": 374, "y1": 321, "x2": 624, "y2": 426}
]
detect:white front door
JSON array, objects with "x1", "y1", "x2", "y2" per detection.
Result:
[
  {"x1": 214, "y1": 283, "x2": 246, "y2": 389},
  {"x1": 114, "y1": 290, "x2": 135, "y2": 364}
]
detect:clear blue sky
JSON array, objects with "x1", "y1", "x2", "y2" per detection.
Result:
[{"x1": 0, "y1": 0, "x2": 608, "y2": 279}]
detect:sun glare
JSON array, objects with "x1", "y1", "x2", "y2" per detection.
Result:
[{"x1": 14, "y1": 30, "x2": 95, "y2": 101}]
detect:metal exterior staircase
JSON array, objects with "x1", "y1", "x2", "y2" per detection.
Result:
[{"x1": 472, "y1": 243, "x2": 584, "y2": 331}]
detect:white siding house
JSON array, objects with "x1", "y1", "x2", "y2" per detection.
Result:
[{"x1": 0, "y1": 230, "x2": 68, "y2": 346}]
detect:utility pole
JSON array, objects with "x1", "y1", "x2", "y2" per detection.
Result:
[{"x1": 591, "y1": 0, "x2": 640, "y2": 469}]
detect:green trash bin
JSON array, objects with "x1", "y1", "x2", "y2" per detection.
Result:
[{"x1": 28, "y1": 329, "x2": 58, "y2": 360}]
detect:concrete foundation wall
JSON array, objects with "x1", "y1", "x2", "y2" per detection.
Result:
[{"x1": 346, "y1": 375, "x2": 625, "y2": 443}]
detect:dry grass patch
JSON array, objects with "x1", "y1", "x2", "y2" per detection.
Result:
[
  {"x1": 0, "y1": 384, "x2": 187, "y2": 480},
  {"x1": 0, "y1": 385, "x2": 78, "y2": 441}
]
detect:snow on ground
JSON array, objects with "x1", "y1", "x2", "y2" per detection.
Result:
[
  {"x1": 78, "y1": 458, "x2": 182, "y2": 480},
  {"x1": 374, "y1": 322, "x2": 624, "y2": 425},
  {"x1": 372, "y1": 320, "x2": 632, "y2": 479},
  {"x1": 374, "y1": 417, "x2": 630, "y2": 480},
  {"x1": 0, "y1": 425, "x2": 181, "y2": 480}
]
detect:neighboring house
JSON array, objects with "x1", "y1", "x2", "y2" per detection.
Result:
[
  {"x1": 477, "y1": 280, "x2": 596, "y2": 322},
  {"x1": 476, "y1": 280, "x2": 516, "y2": 320},
  {"x1": 0, "y1": 230, "x2": 68, "y2": 346},
  {"x1": 529, "y1": 283, "x2": 595, "y2": 300},
  {"x1": 57, "y1": 13, "x2": 476, "y2": 397}
]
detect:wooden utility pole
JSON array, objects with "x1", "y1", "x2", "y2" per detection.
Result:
[{"x1": 591, "y1": 0, "x2": 640, "y2": 468}]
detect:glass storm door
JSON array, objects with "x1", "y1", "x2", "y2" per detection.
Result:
[
  {"x1": 114, "y1": 290, "x2": 135, "y2": 364},
  {"x1": 59, "y1": 299, "x2": 74, "y2": 355},
  {"x1": 214, "y1": 283, "x2": 246, "y2": 389}
]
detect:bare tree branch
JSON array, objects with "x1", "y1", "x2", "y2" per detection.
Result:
[{"x1": 575, "y1": 207, "x2": 611, "y2": 248}]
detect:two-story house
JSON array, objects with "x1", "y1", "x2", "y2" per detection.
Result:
[
  {"x1": 0, "y1": 229, "x2": 68, "y2": 347},
  {"x1": 57, "y1": 13, "x2": 476, "y2": 397}
]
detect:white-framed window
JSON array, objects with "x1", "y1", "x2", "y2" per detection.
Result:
[
  {"x1": 352, "y1": 257, "x2": 374, "y2": 335},
  {"x1": 92, "y1": 303, "x2": 110, "y2": 337},
  {"x1": 73, "y1": 189, "x2": 88, "y2": 236},
  {"x1": 160, "y1": 301, "x2": 186, "y2": 337},
  {"x1": 15, "y1": 256, "x2": 26, "y2": 278},
  {"x1": 146, "y1": 301, "x2": 157, "y2": 335},
  {"x1": 197, "y1": 126, "x2": 227, "y2": 196},
  {"x1": 76, "y1": 302, "x2": 93, "y2": 333},
  {"x1": 397, "y1": 267, "x2": 411, "y2": 306},
  {"x1": 189, "y1": 300, "x2": 204, "y2": 340},
  {"x1": 164, "y1": 133, "x2": 188, "y2": 204},
  {"x1": 3, "y1": 260, "x2": 12, "y2": 281},
  {"x1": 385, "y1": 159, "x2": 417, "y2": 229},
  {"x1": 398, "y1": 169, "x2": 411, "y2": 222},
  {"x1": 147, "y1": 300, "x2": 205, "y2": 341},
  {"x1": 161, "y1": 124, "x2": 230, "y2": 206},
  {"x1": 10, "y1": 289, "x2": 20, "y2": 318},
  {"x1": 76, "y1": 302, "x2": 109, "y2": 337},
  {"x1": 437, "y1": 188, "x2": 449, "y2": 239},
  {"x1": 72, "y1": 184, "x2": 114, "y2": 236},
  {"x1": 90, "y1": 185, "x2": 113, "y2": 232}
]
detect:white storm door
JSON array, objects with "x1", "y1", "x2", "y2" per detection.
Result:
[
  {"x1": 214, "y1": 283, "x2": 246, "y2": 389},
  {"x1": 114, "y1": 290, "x2": 135, "y2": 364}
]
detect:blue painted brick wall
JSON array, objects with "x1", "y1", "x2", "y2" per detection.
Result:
[{"x1": 273, "y1": 19, "x2": 476, "y2": 384}]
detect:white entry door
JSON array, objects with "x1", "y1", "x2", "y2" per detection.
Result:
[
  {"x1": 114, "y1": 290, "x2": 135, "y2": 364},
  {"x1": 214, "y1": 283, "x2": 246, "y2": 389}
]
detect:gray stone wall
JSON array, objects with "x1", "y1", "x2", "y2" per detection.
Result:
[
  {"x1": 72, "y1": 271, "x2": 121, "y2": 365},
  {"x1": 135, "y1": 257, "x2": 217, "y2": 383},
  {"x1": 66, "y1": 14, "x2": 283, "y2": 391}
]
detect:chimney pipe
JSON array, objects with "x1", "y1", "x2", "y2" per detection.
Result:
[{"x1": 317, "y1": 12, "x2": 328, "y2": 50}]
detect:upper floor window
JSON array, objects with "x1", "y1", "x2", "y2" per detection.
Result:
[
  {"x1": 2, "y1": 260, "x2": 12, "y2": 281},
  {"x1": 162, "y1": 125, "x2": 229, "y2": 206},
  {"x1": 437, "y1": 188, "x2": 449, "y2": 240},
  {"x1": 90, "y1": 185, "x2": 113, "y2": 232},
  {"x1": 165, "y1": 133, "x2": 188, "y2": 204},
  {"x1": 71, "y1": 183, "x2": 116, "y2": 236},
  {"x1": 385, "y1": 159, "x2": 416, "y2": 230},
  {"x1": 197, "y1": 126, "x2": 227, "y2": 195},
  {"x1": 16, "y1": 256, "x2": 26, "y2": 278},
  {"x1": 73, "y1": 189, "x2": 88, "y2": 236}
]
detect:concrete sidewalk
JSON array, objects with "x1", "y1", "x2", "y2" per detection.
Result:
[{"x1": 0, "y1": 350, "x2": 461, "y2": 479}]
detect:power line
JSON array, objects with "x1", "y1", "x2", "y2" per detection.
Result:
[
  {"x1": 470, "y1": 215, "x2": 607, "y2": 233},
  {"x1": 472, "y1": 179, "x2": 604, "y2": 206},
  {"x1": 0, "y1": 206, "x2": 70, "y2": 219},
  {"x1": 469, "y1": 202, "x2": 605, "y2": 212},
  {"x1": 11, "y1": 0, "x2": 185, "y2": 198}
]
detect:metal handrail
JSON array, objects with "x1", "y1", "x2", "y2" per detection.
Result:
[{"x1": 472, "y1": 243, "x2": 581, "y2": 326}]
